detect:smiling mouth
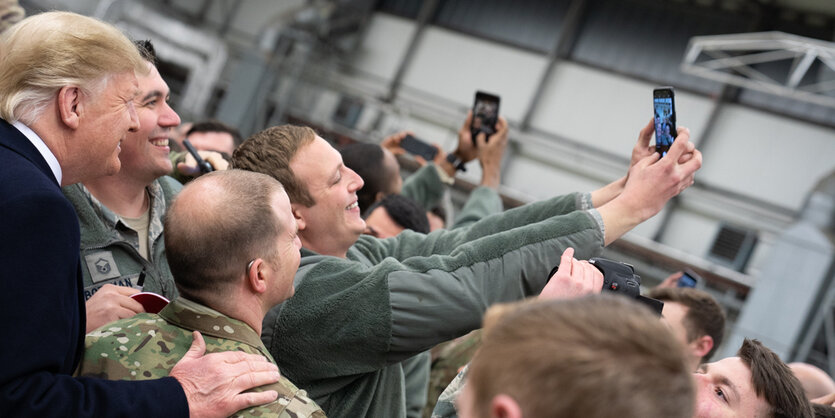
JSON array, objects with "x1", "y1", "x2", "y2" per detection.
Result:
[
  {"x1": 150, "y1": 138, "x2": 169, "y2": 147},
  {"x1": 346, "y1": 201, "x2": 358, "y2": 210}
]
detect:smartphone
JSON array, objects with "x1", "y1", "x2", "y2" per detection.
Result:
[
  {"x1": 653, "y1": 87, "x2": 677, "y2": 157},
  {"x1": 470, "y1": 91, "x2": 501, "y2": 145},
  {"x1": 183, "y1": 138, "x2": 214, "y2": 174},
  {"x1": 401, "y1": 134, "x2": 438, "y2": 161},
  {"x1": 677, "y1": 269, "x2": 700, "y2": 288}
]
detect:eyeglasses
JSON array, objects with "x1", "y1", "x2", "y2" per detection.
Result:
[{"x1": 246, "y1": 259, "x2": 256, "y2": 272}]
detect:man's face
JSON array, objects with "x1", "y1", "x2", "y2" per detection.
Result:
[
  {"x1": 75, "y1": 71, "x2": 140, "y2": 181},
  {"x1": 364, "y1": 206, "x2": 404, "y2": 239},
  {"x1": 118, "y1": 63, "x2": 180, "y2": 182},
  {"x1": 290, "y1": 136, "x2": 365, "y2": 257},
  {"x1": 692, "y1": 357, "x2": 770, "y2": 417},
  {"x1": 266, "y1": 189, "x2": 301, "y2": 303},
  {"x1": 661, "y1": 301, "x2": 701, "y2": 368},
  {"x1": 186, "y1": 131, "x2": 235, "y2": 155}
]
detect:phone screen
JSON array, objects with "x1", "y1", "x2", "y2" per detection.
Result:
[
  {"x1": 653, "y1": 87, "x2": 677, "y2": 157},
  {"x1": 470, "y1": 91, "x2": 500, "y2": 145},
  {"x1": 401, "y1": 135, "x2": 438, "y2": 161},
  {"x1": 677, "y1": 271, "x2": 698, "y2": 288}
]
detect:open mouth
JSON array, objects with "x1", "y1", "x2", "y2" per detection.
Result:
[
  {"x1": 346, "y1": 201, "x2": 358, "y2": 210},
  {"x1": 150, "y1": 138, "x2": 169, "y2": 147}
]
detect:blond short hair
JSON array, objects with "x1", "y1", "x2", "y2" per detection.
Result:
[
  {"x1": 0, "y1": 11, "x2": 146, "y2": 124},
  {"x1": 469, "y1": 295, "x2": 694, "y2": 418}
]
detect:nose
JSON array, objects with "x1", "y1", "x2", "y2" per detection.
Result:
[
  {"x1": 126, "y1": 101, "x2": 140, "y2": 133},
  {"x1": 159, "y1": 102, "x2": 181, "y2": 128},
  {"x1": 347, "y1": 167, "x2": 364, "y2": 192}
]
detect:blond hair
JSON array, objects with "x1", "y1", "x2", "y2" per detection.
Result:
[
  {"x1": 0, "y1": 11, "x2": 146, "y2": 124},
  {"x1": 469, "y1": 295, "x2": 694, "y2": 418}
]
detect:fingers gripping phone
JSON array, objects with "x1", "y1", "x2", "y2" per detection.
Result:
[
  {"x1": 653, "y1": 87, "x2": 677, "y2": 157},
  {"x1": 183, "y1": 138, "x2": 214, "y2": 174},
  {"x1": 470, "y1": 91, "x2": 500, "y2": 146},
  {"x1": 400, "y1": 135, "x2": 438, "y2": 161}
]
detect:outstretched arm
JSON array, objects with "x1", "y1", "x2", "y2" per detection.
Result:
[
  {"x1": 597, "y1": 125, "x2": 702, "y2": 245},
  {"x1": 590, "y1": 119, "x2": 697, "y2": 208}
]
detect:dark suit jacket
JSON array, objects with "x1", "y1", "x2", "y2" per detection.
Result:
[{"x1": 0, "y1": 119, "x2": 188, "y2": 417}]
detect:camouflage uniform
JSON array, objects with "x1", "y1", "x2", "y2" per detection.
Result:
[
  {"x1": 431, "y1": 365, "x2": 469, "y2": 418},
  {"x1": 63, "y1": 177, "x2": 181, "y2": 301},
  {"x1": 78, "y1": 297, "x2": 326, "y2": 418},
  {"x1": 423, "y1": 330, "x2": 482, "y2": 418}
]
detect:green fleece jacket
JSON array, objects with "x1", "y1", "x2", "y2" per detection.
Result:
[
  {"x1": 62, "y1": 176, "x2": 181, "y2": 301},
  {"x1": 399, "y1": 163, "x2": 503, "y2": 418},
  {"x1": 261, "y1": 190, "x2": 604, "y2": 418}
]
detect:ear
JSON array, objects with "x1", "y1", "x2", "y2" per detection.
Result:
[
  {"x1": 246, "y1": 258, "x2": 268, "y2": 294},
  {"x1": 374, "y1": 191, "x2": 386, "y2": 204},
  {"x1": 490, "y1": 394, "x2": 523, "y2": 418},
  {"x1": 291, "y1": 203, "x2": 307, "y2": 231},
  {"x1": 56, "y1": 86, "x2": 82, "y2": 130},
  {"x1": 691, "y1": 335, "x2": 714, "y2": 360}
]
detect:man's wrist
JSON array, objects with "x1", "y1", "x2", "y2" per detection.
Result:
[{"x1": 445, "y1": 152, "x2": 466, "y2": 173}]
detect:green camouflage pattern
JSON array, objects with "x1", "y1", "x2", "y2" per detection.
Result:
[
  {"x1": 423, "y1": 330, "x2": 482, "y2": 418},
  {"x1": 78, "y1": 298, "x2": 325, "y2": 418},
  {"x1": 431, "y1": 364, "x2": 469, "y2": 418}
]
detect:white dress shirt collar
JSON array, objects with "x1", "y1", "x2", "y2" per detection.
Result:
[{"x1": 12, "y1": 121, "x2": 62, "y2": 185}]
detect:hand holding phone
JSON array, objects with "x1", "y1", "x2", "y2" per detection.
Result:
[
  {"x1": 400, "y1": 135, "x2": 438, "y2": 162},
  {"x1": 677, "y1": 269, "x2": 701, "y2": 288},
  {"x1": 470, "y1": 91, "x2": 501, "y2": 146},
  {"x1": 653, "y1": 87, "x2": 677, "y2": 157},
  {"x1": 183, "y1": 138, "x2": 214, "y2": 174}
]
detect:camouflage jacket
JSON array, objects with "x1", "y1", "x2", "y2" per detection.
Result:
[
  {"x1": 423, "y1": 330, "x2": 482, "y2": 418},
  {"x1": 63, "y1": 177, "x2": 181, "y2": 301},
  {"x1": 431, "y1": 364, "x2": 469, "y2": 418},
  {"x1": 78, "y1": 298, "x2": 326, "y2": 418}
]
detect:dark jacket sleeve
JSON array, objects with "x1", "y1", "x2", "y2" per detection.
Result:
[{"x1": 0, "y1": 188, "x2": 188, "y2": 417}]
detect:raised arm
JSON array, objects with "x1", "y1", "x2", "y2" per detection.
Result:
[{"x1": 597, "y1": 125, "x2": 701, "y2": 245}]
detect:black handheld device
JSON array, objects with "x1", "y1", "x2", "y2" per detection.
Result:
[
  {"x1": 470, "y1": 91, "x2": 500, "y2": 145},
  {"x1": 183, "y1": 138, "x2": 214, "y2": 174},
  {"x1": 401, "y1": 134, "x2": 438, "y2": 161},
  {"x1": 547, "y1": 257, "x2": 664, "y2": 315},
  {"x1": 677, "y1": 269, "x2": 701, "y2": 288},
  {"x1": 653, "y1": 87, "x2": 677, "y2": 157}
]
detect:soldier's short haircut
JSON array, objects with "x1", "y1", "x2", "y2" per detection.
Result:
[
  {"x1": 164, "y1": 170, "x2": 286, "y2": 302},
  {"x1": 738, "y1": 339, "x2": 813, "y2": 418},
  {"x1": 648, "y1": 286, "x2": 726, "y2": 362},
  {"x1": 231, "y1": 125, "x2": 316, "y2": 207},
  {"x1": 364, "y1": 194, "x2": 430, "y2": 234},
  {"x1": 186, "y1": 119, "x2": 244, "y2": 149},
  {"x1": 467, "y1": 295, "x2": 694, "y2": 418},
  {"x1": 0, "y1": 11, "x2": 147, "y2": 124},
  {"x1": 135, "y1": 39, "x2": 158, "y2": 67}
]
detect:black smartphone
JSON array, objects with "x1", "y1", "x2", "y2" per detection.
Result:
[
  {"x1": 183, "y1": 138, "x2": 214, "y2": 174},
  {"x1": 401, "y1": 135, "x2": 438, "y2": 161},
  {"x1": 653, "y1": 87, "x2": 677, "y2": 157},
  {"x1": 470, "y1": 91, "x2": 500, "y2": 145},
  {"x1": 677, "y1": 269, "x2": 700, "y2": 288}
]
